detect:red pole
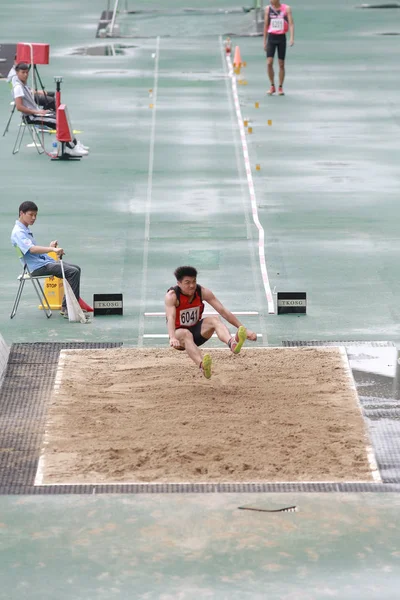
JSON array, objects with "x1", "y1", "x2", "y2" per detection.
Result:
[
  {"x1": 54, "y1": 77, "x2": 63, "y2": 140},
  {"x1": 55, "y1": 82, "x2": 61, "y2": 110}
]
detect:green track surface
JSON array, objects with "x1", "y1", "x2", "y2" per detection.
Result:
[
  {"x1": 1, "y1": 2, "x2": 400, "y2": 598},
  {"x1": 1, "y1": 0, "x2": 400, "y2": 346},
  {"x1": 1, "y1": 493, "x2": 400, "y2": 600}
]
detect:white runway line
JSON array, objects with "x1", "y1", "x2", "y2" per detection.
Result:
[
  {"x1": 219, "y1": 38, "x2": 268, "y2": 343},
  {"x1": 34, "y1": 350, "x2": 69, "y2": 486},
  {"x1": 143, "y1": 333, "x2": 263, "y2": 339},
  {"x1": 339, "y1": 346, "x2": 382, "y2": 483},
  {"x1": 137, "y1": 36, "x2": 161, "y2": 347},
  {"x1": 226, "y1": 53, "x2": 275, "y2": 315},
  {"x1": 144, "y1": 311, "x2": 259, "y2": 317}
]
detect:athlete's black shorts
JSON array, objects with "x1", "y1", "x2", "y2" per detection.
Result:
[
  {"x1": 266, "y1": 34, "x2": 287, "y2": 60},
  {"x1": 176, "y1": 319, "x2": 208, "y2": 348}
]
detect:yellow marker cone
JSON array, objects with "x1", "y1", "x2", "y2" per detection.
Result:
[
  {"x1": 244, "y1": 119, "x2": 248, "y2": 126},
  {"x1": 248, "y1": 127, "x2": 253, "y2": 134},
  {"x1": 256, "y1": 164, "x2": 261, "y2": 171},
  {"x1": 268, "y1": 119, "x2": 272, "y2": 126},
  {"x1": 255, "y1": 102, "x2": 259, "y2": 108},
  {"x1": 149, "y1": 104, "x2": 154, "y2": 109}
]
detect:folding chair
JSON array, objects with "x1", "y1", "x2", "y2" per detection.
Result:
[
  {"x1": 2, "y1": 101, "x2": 16, "y2": 137},
  {"x1": 10, "y1": 246, "x2": 52, "y2": 319},
  {"x1": 12, "y1": 115, "x2": 45, "y2": 155}
]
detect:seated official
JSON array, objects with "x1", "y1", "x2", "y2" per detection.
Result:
[
  {"x1": 12, "y1": 62, "x2": 89, "y2": 157},
  {"x1": 8, "y1": 62, "x2": 56, "y2": 110},
  {"x1": 11, "y1": 201, "x2": 83, "y2": 319}
]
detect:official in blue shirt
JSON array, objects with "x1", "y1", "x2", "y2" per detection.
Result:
[{"x1": 11, "y1": 201, "x2": 82, "y2": 318}]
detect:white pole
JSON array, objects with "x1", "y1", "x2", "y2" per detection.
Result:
[
  {"x1": 21, "y1": 43, "x2": 35, "y2": 93},
  {"x1": 109, "y1": 0, "x2": 120, "y2": 36}
]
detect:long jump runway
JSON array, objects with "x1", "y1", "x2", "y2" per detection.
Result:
[{"x1": 1, "y1": 341, "x2": 400, "y2": 495}]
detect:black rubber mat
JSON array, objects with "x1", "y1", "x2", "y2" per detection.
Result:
[
  {"x1": 1, "y1": 482, "x2": 400, "y2": 495},
  {"x1": 0, "y1": 343, "x2": 122, "y2": 493}
]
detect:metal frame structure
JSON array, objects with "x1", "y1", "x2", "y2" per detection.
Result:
[{"x1": 10, "y1": 247, "x2": 52, "y2": 319}]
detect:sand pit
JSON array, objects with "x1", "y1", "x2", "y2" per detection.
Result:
[{"x1": 36, "y1": 347, "x2": 376, "y2": 484}]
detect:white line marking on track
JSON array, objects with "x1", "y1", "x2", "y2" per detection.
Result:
[
  {"x1": 143, "y1": 333, "x2": 263, "y2": 339},
  {"x1": 339, "y1": 346, "x2": 382, "y2": 483},
  {"x1": 137, "y1": 36, "x2": 161, "y2": 347},
  {"x1": 226, "y1": 53, "x2": 275, "y2": 314},
  {"x1": 219, "y1": 38, "x2": 268, "y2": 343},
  {"x1": 144, "y1": 311, "x2": 259, "y2": 317},
  {"x1": 34, "y1": 350, "x2": 68, "y2": 486}
]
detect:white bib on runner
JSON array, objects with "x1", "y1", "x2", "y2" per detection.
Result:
[
  {"x1": 270, "y1": 17, "x2": 284, "y2": 32},
  {"x1": 179, "y1": 306, "x2": 200, "y2": 327}
]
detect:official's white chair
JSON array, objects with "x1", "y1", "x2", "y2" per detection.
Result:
[
  {"x1": 10, "y1": 246, "x2": 52, "y2": 319},
  {"x1": 12, "y1": 115, "x2": 45, "y2": 155},
  {"x1": 2, "y1": 101, "x2": 16, "y2": 137}
]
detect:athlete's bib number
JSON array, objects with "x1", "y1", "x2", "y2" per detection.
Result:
[
  {"x1": 180, "y1": 307, "x2": 200, "y2": 327},
  {"x1": 270, "y1": 18, "x2": 284, "y2": 32}
]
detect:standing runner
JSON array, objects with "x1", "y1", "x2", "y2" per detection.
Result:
[
  {"x1": 263, "y1": 0, "x2": 295, "y2": 96},
  {"x1": 165, "y1": 266, "x2": 257, "y2": 379}
]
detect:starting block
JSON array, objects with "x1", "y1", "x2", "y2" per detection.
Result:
[
  {"x1": 93, "y1": 294, "x2": 123, "y2": 316},
  {"x1": 277, "y1": 292, "x2": 307, "y2": 315}
]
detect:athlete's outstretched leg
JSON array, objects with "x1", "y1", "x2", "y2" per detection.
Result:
[
  {"x1": 201, "y1": 317, "x2": 247, "y2": 355},
  {"x1": 200, "y1": 316, "x2": 230, "y2": 345},
  {"x1": 174, "y1": 328, "x2": 212, "y2": 378}
]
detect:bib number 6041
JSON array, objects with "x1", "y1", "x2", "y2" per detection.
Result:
[{"x1": 180, "y1": 308, "x2": 199, "y2": 326}]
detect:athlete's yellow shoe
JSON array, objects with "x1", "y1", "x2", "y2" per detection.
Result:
[
  {"x1": 202, "y1": 354, "x2": 212, "y2": 379},
  {"x1": 229, "y1": 326, "x2": 247, "y2": 355}
]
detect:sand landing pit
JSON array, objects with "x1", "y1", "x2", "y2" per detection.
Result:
[{"x1": 37, "y1": 347, "x2": 376, "y2": 484}]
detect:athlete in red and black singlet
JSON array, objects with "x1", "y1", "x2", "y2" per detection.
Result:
[{"x1": 167, "y1": 284, "x2": 207, "y2": 346}]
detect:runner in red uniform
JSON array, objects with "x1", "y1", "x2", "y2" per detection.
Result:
[
  {"x1": 263, "y1": 0, "x2": 295, "y2": 96},
  {"x1": 165, "y1": 266, "x2": 257, "y2": 379}
]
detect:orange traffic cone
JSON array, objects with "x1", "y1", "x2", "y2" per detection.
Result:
[{"x1": 233, "y1": 46, "x2": 242, "y2": 68}]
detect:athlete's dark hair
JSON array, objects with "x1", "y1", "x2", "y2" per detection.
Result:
[
  {"x1": 19, "y1": 201, "x2": 38, "y2": 214},
  {"x1": 174, "y1": 266, "x2": 198, "y2": 281}
]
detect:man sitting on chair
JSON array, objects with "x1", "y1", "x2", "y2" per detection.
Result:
[
  {"x1": 12, "y1": 62, "x2": 89, "y2": 157},
  {"x1": 11, "y1": 201, "x2": 82, "y2": 319},
  {"x1": 7, "y1": 57, "x2": 56, "y2": 110}
]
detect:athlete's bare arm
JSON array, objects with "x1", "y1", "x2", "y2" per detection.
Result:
[
  {"x1": 165, "y1": 290, "x2": 180, "y2": 348},
  {"x1": 263, "y1": 6, "x2": 270, "y2": 50},
  {"x1": 287, "y1": 6, "x2": 294, "y2": 45},
  {"x1": 201, "y1": 287, "x2": 257, "y2": 341}
]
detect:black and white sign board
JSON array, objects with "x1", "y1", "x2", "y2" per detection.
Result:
[
  {"x1": 277, "y1": 292, "x2": 307, "y2": 315},
  {"x1": 93, "y1": 294, "x2": 123, "y2": 316}
]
